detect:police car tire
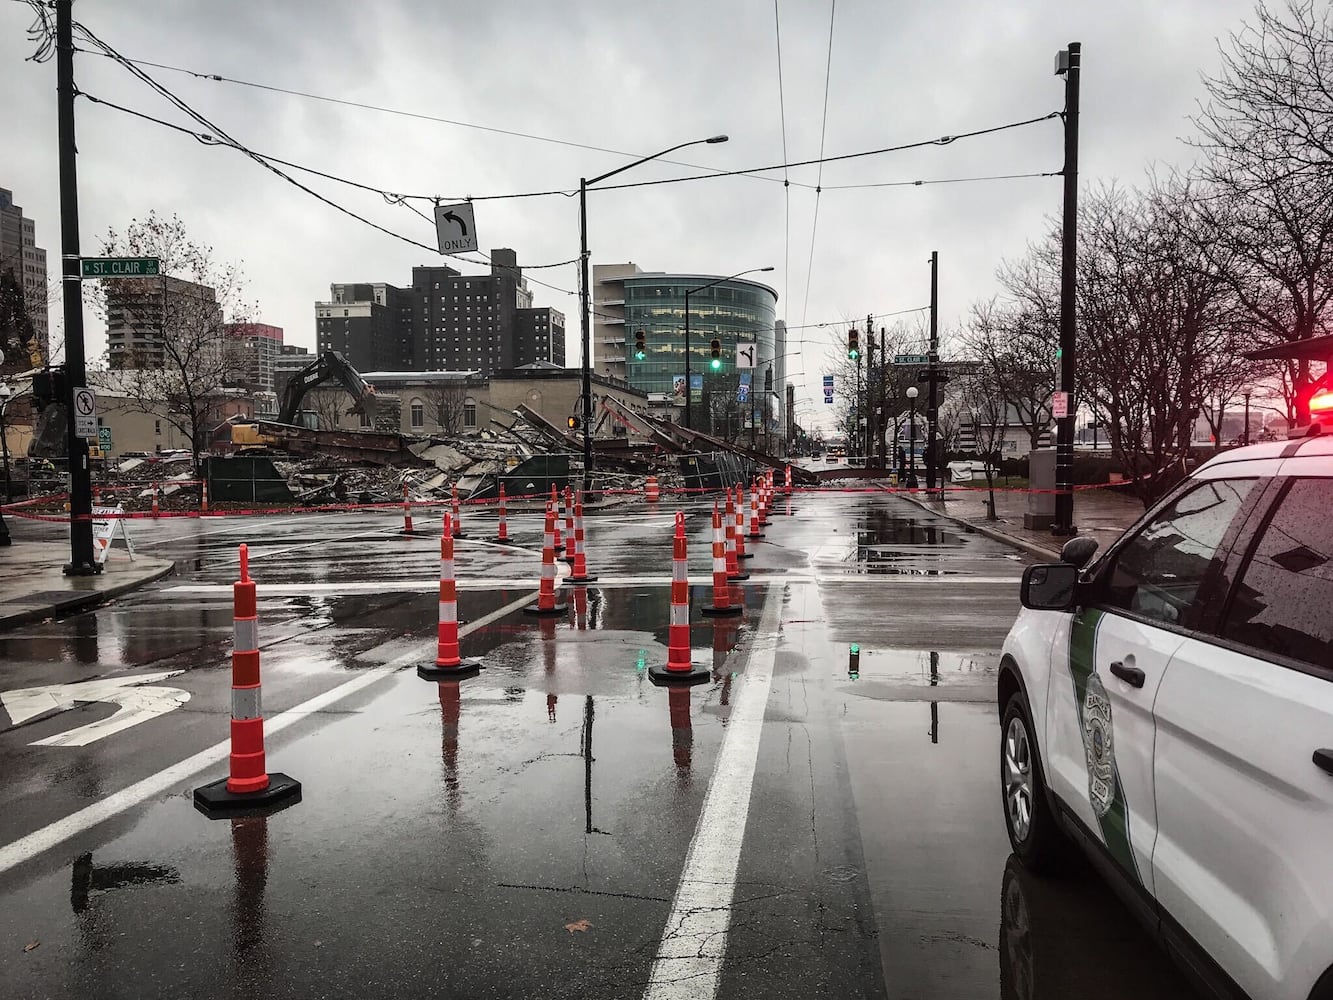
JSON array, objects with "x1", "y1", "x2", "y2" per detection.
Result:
[{"x1": 1001, "y1": 693, "x2": 1068, "y2": 874}]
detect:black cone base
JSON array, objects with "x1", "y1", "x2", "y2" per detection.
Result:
[
  {"x1": 194, "y1": 773, "x2": 302, "y2": 819},
  {"x1": 648, "y1": 664, "x2": 710, "y2": 687},
  {"x1": 737, "y1": 552, "x2": 755, "y2": 560},
  {"x1": 727, "y1": 571, "x2": 751, "y2": 581},
  {"x1": 523, "y1": 601, "x2": 568, "y2": 616},
  {"x1": 564, "y1": 573, "x2": 598, "y2": 585},
  {"x1": 418, "y1": 659, "x2": 482, "y2": 681},
  {"x1": 701, "y1": 603, "x2": 744, "y2": 617}
]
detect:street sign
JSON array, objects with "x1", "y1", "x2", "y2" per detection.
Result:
[
  {"x1": 434, "y1": 201, "x2": 478, "y2": 254},
  {"x1": 72, "y1": 386, "x2": 97, "y2": 438},
  {"x1": 1052, "y1": 391, "x2": 1069, "y2": 418},
  {"x1": 917, "y1": 371, "x2": 951, "y2": 385},
  {"x1": 98, "y1": 426, "x2": 112, "y2": 452},
  {"x1": 0, "y1": 671, "x2": 188, "y2": 748},
  {"x1": 823, "y1": 374, "x2": 834, "y2": 405},
  {"x1": 895, "y1": 354, "x2": 930, "y2": 365},
  {"x1": 80, "y1": 257, "x2": 160, "y2": 278},
  {"x1": 737, "y1": 373, "x2": 751, "y2": 403},
  {"x1": 736, "y1": 342, "x2": 757, "y2": 369}
]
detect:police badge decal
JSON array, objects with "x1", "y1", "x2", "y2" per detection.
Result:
[{"x1": 1082, "y1": 671, "x2": 1116, "y2": 817}]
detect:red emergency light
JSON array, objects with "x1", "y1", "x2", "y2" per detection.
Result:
[{"x1": 1310, "y1": 388, "x2": 1333, "y2": 414}]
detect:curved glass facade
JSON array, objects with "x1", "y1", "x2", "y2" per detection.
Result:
[{"x1": 622, "y1": 275, "x2": 778, "y2": 410}]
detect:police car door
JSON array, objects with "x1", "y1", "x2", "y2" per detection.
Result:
[
  {"x1": 1045, "y1": 477, "x2": 1258, "y2": 897},
  {"x1": 1152, "y1": 472, "x2": 1333, "y2": 1000}
]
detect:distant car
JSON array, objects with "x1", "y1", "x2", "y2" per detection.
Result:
[{"x1": 999, "y1": 438, "x2": 1333, "y2": 1000}]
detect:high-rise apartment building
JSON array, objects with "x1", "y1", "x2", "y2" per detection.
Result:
[
  {"x1": 105, "y1": 276, "x2": 221, "y2": 370},
  {"x1": 0, "y1": 187, "x2": 49, "y2": 361},
  {"x1": 223, "y1": 322, "x2": 284, "y2": 393},
  {"x1": 314, "y1": 249, "x2": 562, "y2": 373}
]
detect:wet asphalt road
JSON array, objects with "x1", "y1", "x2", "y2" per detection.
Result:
[{"x1": 0, "y1": 490, "x2": 1200, "y2": 999}]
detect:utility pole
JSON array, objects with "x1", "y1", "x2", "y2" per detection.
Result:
[
  {"x1": 57, "y1": 0, "x2": 96, "y2": 574},
  {"x1": 926, "y1": 250, "x2": 939, "y2": 492},
  {"x1": 879, "y1": 326, "x2": 888, "y2": 467},
  {"x1": 865, "y1": 312, "x2": 875, "y2": 467},
  {"x1": 1052, "y1": 42, "x2": 1081, "y2": 536}
]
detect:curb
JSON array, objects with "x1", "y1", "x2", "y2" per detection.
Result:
[
  {"x1": 0, "y1": 560, "x2": 176, "y2": 632},
  {"x1": 894, "y1": 491, "x2": 1064, "y2": 562}
]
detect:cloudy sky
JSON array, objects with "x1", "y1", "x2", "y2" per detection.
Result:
[{"x1": 4, "y1": 0, "x2": 1258, "y2": 428}]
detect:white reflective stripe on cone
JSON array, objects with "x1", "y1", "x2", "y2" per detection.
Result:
[
  {"x1": 673, "y1": 561, "x2": 688, "y2": 581},
  {"x1": 440, "y1": 559, "x2": 454, "y2": 579},
  {"x1": 232, "y1": 686, "x2": 262, "y2": 721},
  {"x1": 541, "y1": 563, "x2": 555, "y2": 578},
  {"x1": 233, "y1": 618, "x2": 259, "y2": 652},
  {"x1": 670, "y1": 604, "x2": 690, "y2": 626},
  {"x1": 438, "y1": 600, "x2": 458, "y2": 623},
  {"x1": 713, "y1": 557, "x2": 726, "y2": 572}
]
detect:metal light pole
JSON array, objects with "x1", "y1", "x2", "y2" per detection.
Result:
[
  {"x1": 1243, "y1": 391, "x2": 1252, "y2": 446},
  {"x1": 906, "y1": 386, "x2": 919, "y2": 489},
  {"x1": 0, "y1": 383, "x2": 10, "y2": 547},
  {"x1": 578, "y1": 134, "x2": 729, "y2": 473},
  {"x1": 1052, "y1": 42, "x2": 1081, "y2": 536},
  {"x1": 57, "y1": 0, "x2": 96, "y2": 573},
  {"x1": 926, "y1": 251, "x2": 939, "y2": 491},
  {"x1": 681, "y1": 266, "x2": 773, "y2": 430}
]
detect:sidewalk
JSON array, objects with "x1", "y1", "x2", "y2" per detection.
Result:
[
  {"x1": 904, "y1": 485, "x2": 1146, "y2": 562},
  {"x1": 0, "y1": 537, "x2": 174, "y2": 631}
]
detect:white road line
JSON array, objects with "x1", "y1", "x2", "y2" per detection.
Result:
[
  {"x1": 642, "y1": 584, "x2": 782, "y2": 1000},
  {"x1": 0, "y1": 590, "x2": 537, "y2": 878}
]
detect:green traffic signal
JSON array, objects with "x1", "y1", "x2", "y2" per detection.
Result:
[
  {"x1": 710, "y1": 358, "x2": 722, "y2": 370},
  {"x1": 848, "y1": 348, "x2": 860, "y2": 360},
  {"x1": 635, "y1": 348, "x2": 646, "y2": 360}
]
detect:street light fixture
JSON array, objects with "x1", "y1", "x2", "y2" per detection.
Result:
[
  {"x1": 906, "y1": 386, "x2": 920, "y2": 489},
  {"x1": 682, "y1": 265, "x2": 774, "y2": 430},
  {"x1": 578, "y1": 134, "x2": 730, "y2": 477}
]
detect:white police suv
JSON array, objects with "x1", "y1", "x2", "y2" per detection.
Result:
[{"x1": 998, "y1": 436, "x2": 1333, "y2": 1000}]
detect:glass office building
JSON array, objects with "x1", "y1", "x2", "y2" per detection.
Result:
[{"x1": 621, "y1": 274, "x2": 779, "y2": 406}]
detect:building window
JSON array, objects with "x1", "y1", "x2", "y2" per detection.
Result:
[
  {"x1": 410, "y1": 400, "x2": 425, "y2": 429},
  {"x1": 359, "y1": 409, "x2": 371, "y2": 428},
  {"x1": 464, "y1": 399, "x2": 477, "y2": 428},
  {"x1": 154, "y1": 419, "x2": 161, "y2": 435}
]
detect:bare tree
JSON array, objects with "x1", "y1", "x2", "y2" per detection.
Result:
[
  {"x1": 423, "y1": 380, "x2": 470, "y2": 436},
  {"x1": 957, "y1": 370, "x2": 1009, "y2": 520},
  {"x1": 91, "y1": 213, "x2": 254, "y2": 478},
  {"x1": 1191, "y1": 0, "x2": 1333, "y2": 424},
  {"x1": 964, "y1": 296, "x2": 1057, "y2": 452}
]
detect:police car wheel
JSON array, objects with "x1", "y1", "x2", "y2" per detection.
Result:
[{"x1": 1001, "y1": 693, "x2": 1067, "y2": 873}]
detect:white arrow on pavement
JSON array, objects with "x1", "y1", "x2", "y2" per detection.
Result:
[{"x1": 1, "y1": 671, "x2": 191, "y2": 748}]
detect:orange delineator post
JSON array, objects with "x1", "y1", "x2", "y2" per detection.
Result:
[
  {"x1": 785, "y1": 465, "x2": 793, "y2": 493},
  {"x1": 419, "y1": 514, "x2": 483, "y2": 680},
  {"x1": 562, "y1": 486, "x2": 576, "y2": 564},
  {"x1": 451, "y1": 484, "x2": 466, "y2": 539},
  {"x1": 649, "y1": 511, "x2": 708, "y2": 685},
  {"x1": 524, "y1": 501, "x2": 568, "y2": 616},
  {"x1": 200, "y1": 479, "x2": 210, "y2": 514},
  {"x1": 650, "y1": 513, "x2": 708, "y2": 683},
  {"x1": 701, "y1": 503, "x2": 742, "y2": 617},
  {"x1": 735, "y1": 484, "x2": 752, "y2": 560},
  {"x1": 550, "y1": 485, "x2": 565, "y2": 554},
  {"x1": 493, "y1": 484, "x2": 510, "y2": 543},
  {"x1": 565, "y1": 489, "x2": 597, "y2": 584},
  {"x1": 724, "y1": 487, "x2": 748, "y2": 580},
  {"x1": 401, "y1": 481, "x2": 414, "y2": 535},
  {"x1": 193, "y1": 544, "x2": 301, "y2": 817},
  {"x1": 748, "y1": 483, "x2": 765, "y2": 539},
  {"x1": 150, "y1": 484, "x2": 160, "y2": 518},
  {"x1": 645, "y1": 475, "x2": 660, "y2": 503}
]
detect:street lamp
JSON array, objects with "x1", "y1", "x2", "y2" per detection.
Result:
[
  {"x1": 681, "y1": 266, "x2": 773, "y2": 431},
  {"x1": 578, "y1": 134, "x2": 729, "y2": 476},
  {"x1": 906, "y1": 386, "x2": 919, "y2": 489},
  {"x1": 0, "y1": 382, "x2": 11, "y2": 547}
]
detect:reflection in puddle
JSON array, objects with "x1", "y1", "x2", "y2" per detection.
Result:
[{"x1": 849, "y1": 648, "x2": 998, "y2": 683}]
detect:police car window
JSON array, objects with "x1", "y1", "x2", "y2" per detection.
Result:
[
  {"x1": 1222, "y1": 479, "x2": 1332, "y2": 670},
  {"x1": 1103, "y1": 478, "x2": 1255, "y2": 627}
]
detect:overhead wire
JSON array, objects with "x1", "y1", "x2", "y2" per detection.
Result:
[{"x1": 800, "y1": 0, "x2": 837, "y2": 332}]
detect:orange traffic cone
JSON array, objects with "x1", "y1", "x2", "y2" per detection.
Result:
[
  {"x1": 649, "y1": 512, "x2": 708, "y2": 686},
  {"x1": 562, "y1": 486, "x2": 576, "y2": 564},
  {"x1": 451, "y1": 484, "x2": 466, "y2": 539},
  {"x1": 565, "y1": 490, "x2": 597, "y2": 584},
  {"x1": 701, "y1": 503, "x2": 742, "y2": 617},
  {"x1": 735, "y1": 484, "x2": 752, "y2": 560},
  {"x1": 645, "y1": 475, "x2": 660, "y2": 503},
  {"x1": 724, "y1": 487, "x2": 748, "y2": 580},
  {"x1": 200, "y1": 479, "x2": 210, "y2": 514},
  {"x1": 420, "y1": 515, "x2": 482, "y2": 680},
  {"x1": 150, "y1": 483, "x2": 160, "y2": 519},
  {"x1": 493, "y1": 483, "x2": 510, "y2": 543},
  {"x1": 550, "y1": 485, "x2": 565, "y2": 554},
  {"x1": 748, "y1": 483, "x2": 765, "y2": 540},
  {"x1": 194, "y1": 544, "x2": 302, "y2": 817},
  {"x1": 401, "y1": 480, "x2": 415, "y2": 535},
  {"x1": 524, "y1": 501, "x2": 568, "y2": 616},
  {"x1": 784, "y1": 464, "x2": 793, "y2": 494}
]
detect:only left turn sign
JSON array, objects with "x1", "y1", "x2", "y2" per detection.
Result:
[{"x1": 434, "y1": 201, "x2": 478, "y2": 254}]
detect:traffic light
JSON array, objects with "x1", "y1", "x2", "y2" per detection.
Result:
[
  {"x1": 847, "y1": 328, "x2": 860, "y2": 361},
  {"x1": 567, "y1": 415, "x2": 581, "y2": 431},
  {"x1": 710, "y1": 339, "x2": 722, "y2": 370},
  {"x1": 633, "y1": 329, "x2": 646, "y2": 360}
]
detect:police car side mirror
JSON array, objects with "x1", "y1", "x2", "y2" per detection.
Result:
[{"x1": 1021, "y1": 564, "x2": 1079, "y2": 611}]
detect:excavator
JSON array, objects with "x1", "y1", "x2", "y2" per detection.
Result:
[{"x1": 227, "y1": 350, "x2": 396, "y2": 458}]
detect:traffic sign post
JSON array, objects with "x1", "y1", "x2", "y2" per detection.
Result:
[
  {"x1": 894, "y1": 354, "x2": 930, "y2": 365},
  {"x1": 736, "y1": 342, "x2": 757, "y2": 369},
  {"x1": 823, "y1": 374, "x2": 834, "y2": 405},
  {"x1": 80, "y1": 257, "x2": 160, "y2": 278},
  {"x1": 1052, "y1": 391, "x2": 1069, "y2": 419},
  {"x1": 434, "y1": 202, "x2": 478, "y2": 254},
  {"x1": 98, "y1": 426, "x2": 112, "y2": 452}
]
